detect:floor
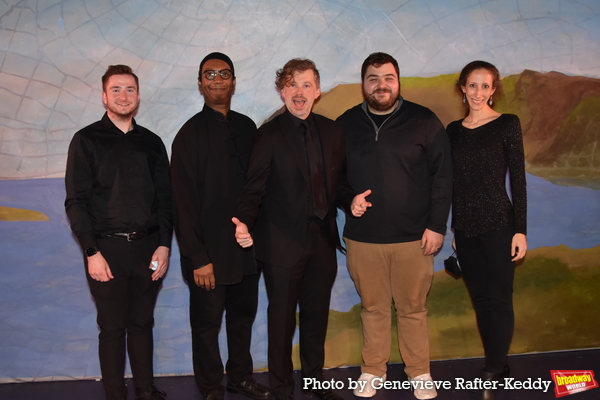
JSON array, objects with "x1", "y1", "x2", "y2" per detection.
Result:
[{"x1": 1, "y1": 348, "x2": 599, "y2": 400}]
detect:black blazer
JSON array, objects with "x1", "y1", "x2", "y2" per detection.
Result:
[{"x1": 236, "y1": 111, "x2": 354, "y2": 268}]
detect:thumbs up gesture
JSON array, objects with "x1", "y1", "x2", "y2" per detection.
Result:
[{"x1": 232, "y1": 217, "x2": 253, "y2": 248}]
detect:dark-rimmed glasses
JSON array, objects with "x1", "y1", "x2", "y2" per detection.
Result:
[{"x1": 202, "y1": 69, "x2": 233, "y2": 80}]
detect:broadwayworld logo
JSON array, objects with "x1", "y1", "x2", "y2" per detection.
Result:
[{"x1": 551, "y1": 370, "x2": 599, "y2": 397}]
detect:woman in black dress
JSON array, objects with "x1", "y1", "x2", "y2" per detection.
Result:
[{"x1": 446, "y1": 61, "x2": 527, "y2": 400}]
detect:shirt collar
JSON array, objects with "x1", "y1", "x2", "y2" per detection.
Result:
[
  {"x1": 285, "y1": 108, "x2": 314, "y2": 129},
  {"x1": 202, "y1": 104, "x2": 229, "y2": 122},
  {"x1": 100, "y1": 112, "x2": 138, "y2": 133}
]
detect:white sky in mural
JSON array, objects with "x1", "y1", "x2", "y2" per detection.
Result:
[{"x1": 0, "y1": 0, "x2": 599, "y2": 178}]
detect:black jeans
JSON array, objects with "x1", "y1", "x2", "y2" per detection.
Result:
[
  {"x1": 183, "y1": 257, "x2": 260, "y2": 395},
  {"x1": 455, "y1": 226, "x2": 515, "y2": 374},
  {"x1": 86, "y1": 232, "x2": 162, "y2": 400}
]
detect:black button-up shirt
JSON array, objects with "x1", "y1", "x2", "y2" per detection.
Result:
[{"x1": 65, "y1": 113, "x2": 172, "y2": 251}]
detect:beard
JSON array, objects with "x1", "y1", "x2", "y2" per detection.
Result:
[{"x1": 363, "y1": 88, "x2": 399, "y2": 112}]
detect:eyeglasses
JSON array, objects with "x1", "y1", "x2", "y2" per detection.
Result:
[{"x1": 202, "y1": 69, "x2": 233, "y2": 80}]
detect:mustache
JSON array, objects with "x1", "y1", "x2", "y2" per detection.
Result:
[{"x1": 372, "y1": 88, "x2": 392, "y2": 94}]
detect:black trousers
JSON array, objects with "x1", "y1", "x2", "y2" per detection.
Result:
[
  {"x1": 261, "y1": 220, "x2": 338, "y2": 400},
  {"x1": 455, "y1": 226, "x2": 515, "y2": 374},
  {"x1": 182, "y1": 257, "x2": 260, "y2": 395},
  {"x1": 86, "y1": 232, "x2": 162, "y2": 400}
]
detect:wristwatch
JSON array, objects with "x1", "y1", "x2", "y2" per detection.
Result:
[{"x1": 85, "y1": 247, "x2": 99, "y2": 257}]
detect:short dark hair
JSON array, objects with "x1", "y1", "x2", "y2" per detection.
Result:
[
  {"x1": 275, "y1": 58, "x2": 320, "y2": 91},
  {"x1": 102, "y1": 65, "x2": 139, "y2": 92},
  {"x1": 361, "y1": 52, "x2": 400, "y2": 82},
  {"x1": 198, "y1": 52, "x2": 235, "y2": 81},
  {"x1": 456, "y1": 60, "x2": 503, "y2": 102}
]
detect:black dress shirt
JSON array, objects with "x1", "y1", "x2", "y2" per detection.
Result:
[{"x1": 65, "y1": 113, "x2": 172, "y2": 252}]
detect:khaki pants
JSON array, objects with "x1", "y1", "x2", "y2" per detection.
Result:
[{"x1": 345, "y1": 238, "x2": 434, "y2": 378}]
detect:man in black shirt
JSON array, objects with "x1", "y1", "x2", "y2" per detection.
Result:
[
  {"x1": 65, "y1": 65, "x2": 171, "y2": 400},
  {"x1": 170, "y1": 52, "x2": 271, "y2": 400}
]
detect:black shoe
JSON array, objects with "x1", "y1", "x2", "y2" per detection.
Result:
[
  {"x1": 471, "y1": 365, "x2": 509, "y2": 393},
  {"x1": 135, "y1": 385, "x2": 166, "y2": 400},
  {"x1": 480, "y1": 369, "x2": 500, "y2": 400},
  {"x1": 499, "y1": 364, "x2": 510, "y2": 379},
  {"x1": 203, "y1": 391, "x2": 224, "y2": 400},
  {"x1": 226, "y1": 377, "x2": 272, "y2": 400},
  {"x1": 302, "y1": 388, "x2": 344, "y2": 400}
]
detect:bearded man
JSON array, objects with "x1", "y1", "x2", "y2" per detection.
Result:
[{"x1": 336, "y1": 52, "x2": 452, "y2": 400}]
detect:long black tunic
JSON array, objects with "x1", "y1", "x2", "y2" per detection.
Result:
[{"x1": 171, "y1": 105, "x2": 256, "y2": 284}]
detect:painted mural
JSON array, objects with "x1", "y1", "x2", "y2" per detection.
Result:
[
  {"x1": 1, "y1": 0, "x2": 599, "y2": 383},
  {"x1": 308, "y1": 75, "x2": 600, "y2": 367}
]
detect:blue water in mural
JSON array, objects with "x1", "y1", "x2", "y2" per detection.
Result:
[{"x1": 0, "y1": 174, "x2": 599, "y2": 381}]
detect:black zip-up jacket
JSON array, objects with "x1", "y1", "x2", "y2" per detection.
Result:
[{"x1": 336, "y1": 98, "x2": 452, "y2": 243}]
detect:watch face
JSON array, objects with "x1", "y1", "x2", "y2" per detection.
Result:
[{"x1": 85, "y1": 247, "x2": 98, "y2": 257}]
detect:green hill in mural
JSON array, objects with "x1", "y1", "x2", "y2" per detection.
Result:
[
  {"x1": 0, "y1": 206, "x2": 49, "y2": 221},
  {"x1": 313, "y1": 70, "x2": 600, "y2": 189},
  {"x1": 291, "y1": 245, "x2": 600, "y2": 368}
]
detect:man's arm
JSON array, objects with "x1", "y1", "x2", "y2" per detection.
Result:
[
  {"x1": 65, "y1": 131, "x2": 116, "y2": 281},
  {"x1": 65, "y1": 132, "x2": 98, "y2": 252},
  {"x1": 153, "y1": 135, "x2": 173, "y2": 249},
  {"x1": 425, "y1": 115, "x2": 453, "y2": 236},
  {"x1": 170, "y1": 120, "x2": 212, "y2": 268},
  {"x1": 235, "y1": 127, "x2": 273, "y2": 232}
]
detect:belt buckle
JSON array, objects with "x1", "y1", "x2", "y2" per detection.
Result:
[{"x1": 126, "y1": 232, "x2": 134, "y2": 242}]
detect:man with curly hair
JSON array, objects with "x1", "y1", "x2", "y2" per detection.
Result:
[{"x1": 233, "y1": 59, "x2": 368, "y2": 400}]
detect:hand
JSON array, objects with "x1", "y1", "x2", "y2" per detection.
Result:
[
  {"x1": 452, "y1": 235, "x2": 456, "y2": 251},
  {"x1": 232, "y1": 217, "x2": 253, "y2": 248},
  {"x1": 351, "y1": 189, "x2": 372, "y2": 217},
  {"x1": 150, "y1": 245, "x2": 170, "y2": 281},
  {"x1": 87, "y1": 252, "x2": 114, "y2": 282},
  {"x1": 511, "y1": 233, "x2": 527, "y2": 261},
  {"x1": 421, "y1": 229, "x2": 444, "y2": 256},
  {"x1": 193, "y1": 263, "x2": 216, "y2": 290}
]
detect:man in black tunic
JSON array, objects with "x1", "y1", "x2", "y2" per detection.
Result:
[{"x1": 170, "y1": 52, "x2": 271, "y2": 400}]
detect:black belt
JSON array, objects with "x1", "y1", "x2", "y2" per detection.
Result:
[{"x1": 98, "y1": 226, "x2": 159, "y2": 241}]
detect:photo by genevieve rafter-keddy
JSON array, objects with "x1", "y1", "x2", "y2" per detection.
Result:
[{"x1": 302, "y1": 376, "x2": 554, "y2": 394}]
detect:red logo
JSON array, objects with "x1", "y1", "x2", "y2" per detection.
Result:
[{"x1": 551, "y1": 370, "x2": 598, "y2": 397}]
